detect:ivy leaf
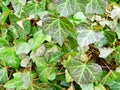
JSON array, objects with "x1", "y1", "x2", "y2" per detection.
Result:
[
  {"x1": 36, "y1": 59, "x2": 57, "y2": 82},
  {"x1": 66, "y1": 59, "x2": 102, "y2": 84},
  {"x1": 80, "y1": 83, "x2": 94, "y2": 90},
  {"x1": 32, "y1": 30, "x2": 51, "y2": 50},
  {"x1": 99, "y1": 47, "x2": 114, "y2": 58},
  {"x1": 0, "y1": 68, "x2": 8, "y2": 84},
  {"x1": 10, "y1": 0, "x2": 26, "y2": 14},
  {"x1": 110, "y1": 6, "x2": 120, "y2": 19},
  {"x1": 45, "y1": 52, "x2": 63, "y2": 64},
  {"x1": 0, "y1": 37, "x2": 9, "y2": 47},
  {"x1": 106, "y1": 79, "x2": 120, "y2": 90},
  {"x1": 42, "y1": 14, "x2": 75, "y2": 46},
  {"x1": 56, "y1": 0, "x2": 88, "y2": 16},
  {"x1": 24, "y1": 2, "x2": 45, "y2": 17},
  {"x1": 14, "y1": 42, "x2": 31, "y2": 54},
  {"x1": 101, "y1": 70, "x2": 120, "y2": 84},
  {"x1": 4, "y1": 72, "x2": 32, "y2": 90},
  {"x1": 77, "y1": 30, "x2": 103, "y2": 47},
  {"x1": 95, "y1": 84, "x2": 106, "y2": 90},
  {"x1": 23, "y1": 20, "x2": 31, "y2": 35},
  {"x1": 104, "y1": 31, "x2": 116, "y2": 43},
  {"x1": 85, "y1": 0, "x2": 108, "y2": 14},
  {"x1": 0, "y1": 47, "x2": 20, "y2": 69}
]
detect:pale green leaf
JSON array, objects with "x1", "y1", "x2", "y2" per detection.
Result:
[
  {"x1": 14, "y1": 42, "x2": 31, "y2": 54},
  {"x1": 42, "y1": 14, "x2": 75, "y2": 46},
  {"x1": 99, "y1": 47, "x2": 114, "y2": 58},
  {"x1": 78, "y1": 30, "x2": 103, "y2": 47},
  {"x1": 73, "y1": 12, "x2": 87, "y2": 22},
  {"x1": 85, "y1": 0, "x2": 108, "y2": 14},
  {"x1": 110, "y1": 6, "x2": 120, "y2": 19},
  {"x1": 65, "y1": 70, "x2": 73, "y2": 82},
  {"x1": 56, "y1": 0, "x2": 88, "y2": 16},
  {"x1": 66, "y1": 59, "x2": 102, "y2": 84},
  {"x1": 80, "y1": 83, "x2": 94, "y2": 90},
  {"x1": 95, "y1": 84, "x2": 106, "y2": 90},
  {"x1": 10, "y1": 0, "x2": 26, "y2": 14}
]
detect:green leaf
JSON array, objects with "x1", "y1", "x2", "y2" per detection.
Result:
[
  {"x1": 101, "y1": 70, "x2": 120, "y2": 84},
  {"x1": 14, "y1": 42, "x2": 31, "y2": 54},
  {"x1": 0, "y1": 47, "x2": 20, "y2": 69},
  {"x1": 42, "y1": 14, "x2": 75, "y2": 46},
  {"x1": 94, "y1": 84, "x2": 106, "y2": 90},
  {"x1": 10, "y1": 0, "x2": 26, "y2": 14},
  {"x1": 0, "y1": 68, "x2": 8, "y2": 84},
  {"x1": 104, "y1": 31, "x2": 116, "y2": 43},
  {"x1": 4, "y1": 72, "x2": 31, "y2": 90},
  {"x1": 1, "y1": 4, "x2": 10, "y2": 25},
  {"x1": 23, "y1": 20, "x2": 31, "y2": 35},
  {"x1": 85, "y1": 0, "x2": 108, "y2": 14},
  {"x1": 24, "y1": 2, "x2": 45, "y2": 17},
  {"x1": 80, "y1": 83, "x2": 94, "y2": 90},
  {"x1": 45, "y1": 52, "x2": 63, "y2": 64},
  {"x1": 32, "y1": 30, "x2": 51, "y2": 50},
  {"x1": 99, "y1": 47, "x2": 114, "y2": 58},
  {"x1": 78, "y1": 30, "x2": 103, "y2": 47},
  {"x1": 56, "y1": 0, "x2": 88, "y2": 16},
  {"x1": 0, "y1": 37, "x2": 9, "y2": 47},
  {"x1": 66, "y1": 59, "x2": 102, "y2": 84},
  {"x1": 73, "y1": 12, "x2": 87, "y2": 22},
  {"x1": 115, "y1": 24, "x2": 120, "y2": 39},
  {"x1": 36, "y1": 59, "x2": 57, "y2": 82},
  {"x1": 106, "y1": 79, "x2": 120, "y2": 90},
  {"x1": 65, "y1": 70, "x2": 73, "y2": 82}
]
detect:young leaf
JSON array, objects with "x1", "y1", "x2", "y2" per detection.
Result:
[{"x1": 42, "y1": 14, "x2": 76, "y2": 46}]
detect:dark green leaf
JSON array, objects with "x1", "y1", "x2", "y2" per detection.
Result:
[{"x1": 42, "y1": 14, "x2": 76, "y2": 46}]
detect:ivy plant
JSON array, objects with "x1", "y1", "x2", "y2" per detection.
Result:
[{"x1": 0, "y1": 0, "x2": 120, "y2": 90}]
